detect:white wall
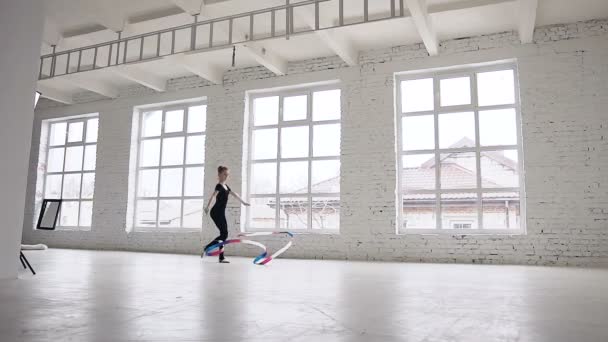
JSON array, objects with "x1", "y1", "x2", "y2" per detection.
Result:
[
  {"x1": 0, "y1": 0, "x2": 44, "y2": 279},
  {"x1": 24, "y1": 19, "x2": 608, "y2": 266}
]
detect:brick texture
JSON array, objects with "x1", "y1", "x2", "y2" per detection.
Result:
[{"x1": 27, "y1": 18, "x2": 608, "y2": 266}]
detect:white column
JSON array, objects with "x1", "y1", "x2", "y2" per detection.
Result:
[{"x1": 0, "y1": 0, "x2": 44, "y2": 279}]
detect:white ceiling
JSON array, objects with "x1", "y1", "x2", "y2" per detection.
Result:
[{"x1": 37, "y1": 0, "x2": 608, "y2": 104}]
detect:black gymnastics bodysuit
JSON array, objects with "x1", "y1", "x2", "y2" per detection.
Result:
[{"x1": 205, "y1": 183, "x2": 231, "y2": 260}]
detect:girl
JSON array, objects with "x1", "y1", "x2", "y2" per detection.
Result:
[{"x1": 203, "y1": 166, "x2": 250, "y2": 263}]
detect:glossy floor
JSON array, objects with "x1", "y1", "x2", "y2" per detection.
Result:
[{"x1": 2, "y1": 249, "x2": 608, "y2": 342}]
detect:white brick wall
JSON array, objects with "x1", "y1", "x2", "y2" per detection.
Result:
[{"x1": 26, "y1": 18, "x2": 608, "y2": 266}]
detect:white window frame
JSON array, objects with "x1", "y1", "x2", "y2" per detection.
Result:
[
  {"x1": 132, "y1": 101, "x2": 207, "y2": 232},
  {"x1": 41, "y1": 114, "x2": 98, "y2": 230},
  {"x1": 246, "y1": 84, "x2": 341, "y2": 233},
  {"x1": 396, "y1": 62, "x2": 526, "y2": 235}
]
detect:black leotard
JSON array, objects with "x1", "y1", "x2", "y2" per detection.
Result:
[{"x1": 205, "y1": 183, "x2": 231, "y2": 260}]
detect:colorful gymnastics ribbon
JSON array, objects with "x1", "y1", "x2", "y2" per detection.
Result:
[{"x1": 203, "y1": 231, "x2": 294, "y2": 265}]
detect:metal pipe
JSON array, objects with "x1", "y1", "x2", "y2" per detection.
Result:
[
  {"x1": 50, "y1": 45, "x2": 56, "y2": 77},
  {"x1": 191, "y1": 14, "x2": 198, "y2": 51},
  {"x1": 209, "y1": 22, "x2": 214, "y2": 47},
  {"x1": 93, "y1": 47, "x2": 98, "y2": 69},
  {"x1": 339, "y1": 0, "x2": 344, "y2": 26},
  {"x1": 249, "y1": 13, "x2": 254, "y2": 40},
  {"x1": 108, "y1": 43, "x2": 113, "y2": 66},
  {"x1": 66, "y1": 53, "x2": 71, "y2": 74},
  {"x1": 156, "y1": 33, "x2": 161, "y2": 57},
  {"x1": 364, "y1": 0, "x2": 369, "y2": 22},
  {"x1": 139, "y1": 37, "x2": 144, "y2": 60},
  {"x1": 115, "y1": 31, "x2": 122, "y2": 65},
  {"x1": 391, "y1": 0, "x2": 396, "y2": 17},
  {"x1": 123, "y1": 38, "x2": 128, "y2": 64},
  {"x1": 315, "y1": 0, "x2": 319, "y2": 30},
  {"x1": 286, "y1": 0, "x2": 290, "y2": 40},
  {"x1": 77, "y1": 50, "x2": 82, "y2": 72},
  {"x1": 228, "y1": 18, "x2": 233, "y2": 44},
  {"x1": 171, "y1": 30, "x2": 175, "y2": 54},
  {"x1": 271, "y1": 10, "x2": 276, "y2": 37}
]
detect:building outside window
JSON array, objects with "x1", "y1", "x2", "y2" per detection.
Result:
[
  {"x1": 396, "y1": 63, "x2": 525, "y2": 233},
  {"x1": 41, "y1": 115, "x2": 99, "y2": 229},
  {"x1": 246, "y1": 86, "x2": 341, "y2": 231},
  {"x1": 132, "y1": 103, "x2": 207, "y2": 230}
]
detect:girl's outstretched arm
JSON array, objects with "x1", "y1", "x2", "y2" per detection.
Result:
[
  {"x1": 204, "y1": 191, "x2": 219, "y2": 214},
  {"x1": 230, "y1": 191, "x2": 250, "y2": 206}
]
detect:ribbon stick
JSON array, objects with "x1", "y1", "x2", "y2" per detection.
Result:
[{"x1": 203, "y1": 231, "x2": 293, "y2": 265}]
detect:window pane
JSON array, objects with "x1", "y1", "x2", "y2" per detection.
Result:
[
  {"x1": 482, "y1": 192, "x2": 520, "y2": 229},
  {"x1": 79, "y1": 201, "x2": 93, "y2": 227},
  {"x1": 441, "y1": 192, "x2": 478, "y2": 229},
  {"x1": 59, "y1": 201, "x2": 79, "y2": 227},
  {"x1": 480, "y1": 150, "x2": 519, "y2": 188},
  {"x1": 311, "y1": 197, "x2": 339, "y2": 229},
  {"x1": 280, "y1": 161, "x2": 308, "y2": 193},
  {"x1": 86, "y1": 118, "x2": 99, "y2": 143},
  {"x1": 279, "y1": 197, "x2": 308, "y2": 229},
  {"x1": 158, "y1": 200, "x2": 181, "y2": 227},
  {"x1": 161, "y1": 137, "x2": 185, "y2": 166},
  {"x1": 165, "y1": 109, "x2": 184, "y2": 133},
  {"x1": 49, "y1": 122, "x2": 67, "y2": 146},
  {"x1": 440, "y1": 77, "x2": 471, "y2": 106},
  {"x1": 188, "y1": 105, "x2": 207, "y2": 133},
  {"x1": 251, "y1": 163, "x2": 276, "y2": 194},
  {"x1": 281, "y1": 126, "x2": 309, "y2": 158},
  {"x1": 136, "y1": 200, "x2": 157, "y2": 227},
  {"x1": 254, "y1": 96, "x2": 279, "y2": 126},
  {"x1": 47, "y1": 148, "x2": 65, "y2": 172},
  {"x1": 311, "y1": 160, "x2": 340, "y2": 193},
  {"x1": 313, "y1": 124, "x2": 340, "y2": 157},
  {"x1": 283, "y1": 95, "x2": 307, "y2": 121},
  {"x1": 440, "y1": 152, "x2": 477, "y2": 190},
  {"x1": 477, "y1": 70, "x2": 515, "y2": 106},
  {"x1": 183, "y1": 199, "x2": 204, "y2": 228},
  {"x1": 402, "y1": 154, "x2": 435, "y2": 192},
  {"x1": 64, "y1": 146, "x2": 84, "y2": 172},
  {"x1": 140, "y1": 139, "x2": 160, "y2": 167},
  {"x1": 313, "y1": 89, "x2": 340, "y2": 121},
  {"x1": 81, "y1": 173, "x2": 95, "y2": 199},
  {"x1": 402, "y1": 115, "x2": 434, "y2": 151},
  {"x1": 83, "y1": 145, "x2": 96, "y2": 171},
  {"x1": 142, "y1": 110, "x2": 162, "y2": 137},
  {"x1": 438, "y1": 112, "x2": 475, "y2": 149},
  {"x1": 186, "y1": 135, "x2": 205, "y2": 164},
  {"x1": 249, "y1": 198, "x2": 276, "y2": 229},
  {"x1": 160, "y1": 168, "x2": 183, "y2": 197},
  {"x1": 401, "y1": 195, "x2": 436, "y2": 231},
  {"x1": 138, "y1": 169, "x2": 159, "y2": 197},
  {"x1": 252, "y1": 128, "x2": 278, "y2": 160},
  {"x1": 45, "y1": 174, "x2": 62, "y2": 199},
  {"x1": 67, "y1": 121, "x2": 84, "y2": 143},
  {"x1": 479, "y1": 109, "x2": 517, "y2": 146},
  {"x1": 62, "y1": 174, "x2": 82, "y2": 199},
  {"x1": 401, "y1": 78, "x2": 434, "y2": 113},
  {"x1": 184, "y1": 167, "x2": 204, "y2": 196}
]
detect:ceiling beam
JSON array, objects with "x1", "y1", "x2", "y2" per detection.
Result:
[
  {"x1": 405, "y1": 0, "x2": 439, "y2": 56},
  {"x1": 36, "y1": 83, "x2": 73, "y2": 105},
  {"x1": 168, "y1": 54, "x2": 224, "y2": 84},
  {"x1": 172, "y1": 0, "x2": 204, "y2": 15},
  {"x1": 295, "y1": 6, "x2": 358, "y2": 66},
  {"x1": 62, "y1": 74, "x2": 119, "y2": 98},
  {"x1": 199, "y1": 3, "x2": 288, "y2": 76},
  {"x1": 242, "y1": 44, "x2": 287, "y2": 75},
  {"x1": 112, "y1": 65, "x2": 167, "y2": 92},
  {"x1": 42, "y1": 18, "x2": 62, "y2": 47},
  {"x1": 517, "y1": 0, "x2": 539, "y2": 44}
]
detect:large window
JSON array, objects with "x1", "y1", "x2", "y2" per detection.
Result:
[
  {"x1": 42, "y1": 116, "x2": 99, "y2": 229},
  {"x1": 133, "y1": 103, "x2": 207, "y2": 230},
  {"x1": 396, "y1": 63, "x2": 524, "y2": 233},
  {"x1": 247, "y1": 86, "x2": 341, "y2": 231}
]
